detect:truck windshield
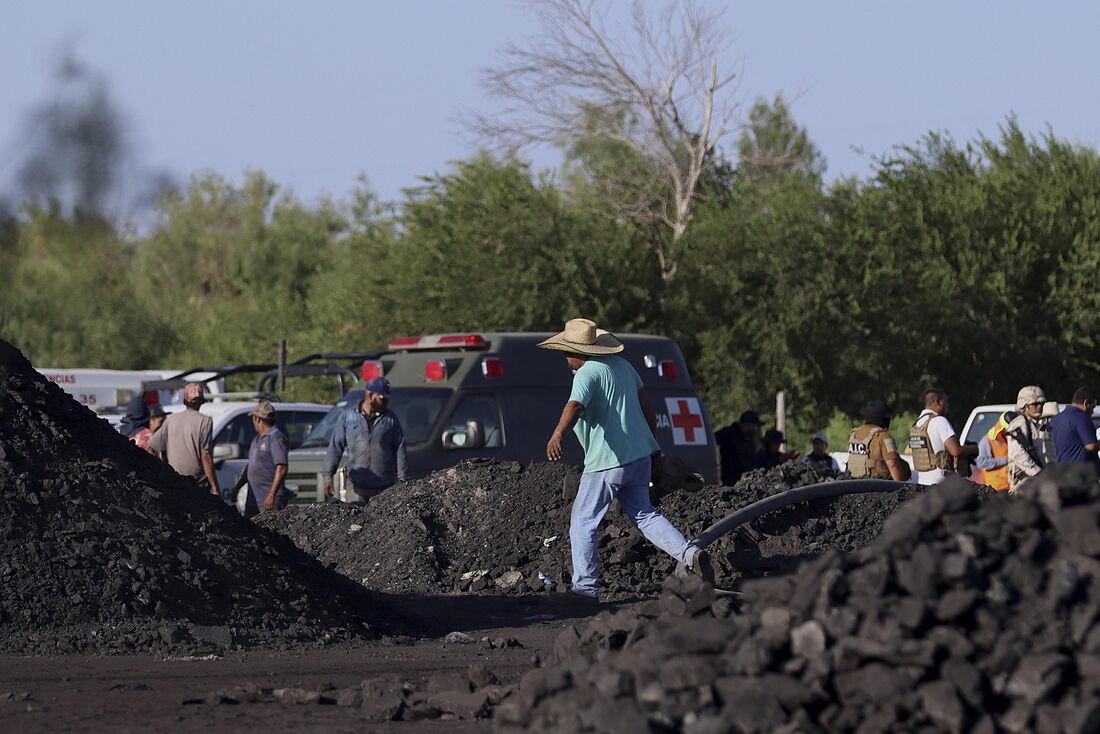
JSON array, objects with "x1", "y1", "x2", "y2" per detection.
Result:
[{"x1": 298, "y1": 387, "x2": 451, "y2": 447}]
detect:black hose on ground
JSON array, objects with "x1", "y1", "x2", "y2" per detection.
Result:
[{"x1": 692, "y1": 478, "x2": 908, "y2": 549}]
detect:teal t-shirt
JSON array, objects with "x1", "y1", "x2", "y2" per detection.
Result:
[{"x1": 569, "y1": 355, "x2": 660, "y2": 472}]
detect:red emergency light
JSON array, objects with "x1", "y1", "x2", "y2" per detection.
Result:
[
  {"x1": 361, "y1": 361, "x2": 382, "y2": 381},
  {"x1": 658, "y1": 361, "x2": 678, "y2": 380},
  {"x1": 438, "y1": 334, "x2": 488, "y2": 349},
  {"x1": 481, "y1": 357, "x2": 503, "y2": 378},
  {"x1": 425, "y1": 360, "x2": 447, "y2": 381},
  {"x1": 389, "y1": 336, "x2": 421, "y2": 348},
  {"x1": 142, "y1": 390, "x2": 159, "y2": 405}
]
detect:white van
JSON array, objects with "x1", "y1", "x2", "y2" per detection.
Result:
[{"x1": 36, "y1": 367, "x2": 225, "y2": 426}]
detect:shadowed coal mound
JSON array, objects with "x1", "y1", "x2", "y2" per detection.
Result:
[
  {"x1": 488, "y1": 467, "x2": 1100, "y2": 733},
  {"x1": 258, "y1": 456, "x2": 927, "y2": 600},
  {"x1": 0, "y1": 340, "x2": 402, "y2": 655}
]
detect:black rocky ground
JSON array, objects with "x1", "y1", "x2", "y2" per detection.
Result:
[
  {"x1": 0, "y1": 340, "x2": 403, "y2": 655},
  {"x1": 257, "y1": 457, "x2": 929, "y2": 600},
  {"x1": 485, "y1": 466, "x2": 1100, "y2": 733}
]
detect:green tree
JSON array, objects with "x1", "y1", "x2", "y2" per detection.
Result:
[
  {"x1": 737, "y1": 94, "x2": 826, "y2": 186},
  {"x1": 824, "y1": 118, "x2": 1100, "y2": 417},
  {"x1": 367, "y1": 155, "x2": 661, "y2": 338},
  {"x1": 132, "y1": 170, "x2": 346, "y2": 366},
  {"x1": 0, "y1": 205, "x2": 170, "y2": 367}
]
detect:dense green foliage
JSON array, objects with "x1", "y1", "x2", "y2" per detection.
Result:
[{"x1": 2, "y1": 111, "x2": 1098, "y2": 450}]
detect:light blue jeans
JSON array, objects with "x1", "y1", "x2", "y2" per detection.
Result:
[{"x1": 570, "y1": 455, "x2": 698, "y2": 598}]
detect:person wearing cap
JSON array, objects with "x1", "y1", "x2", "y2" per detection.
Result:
[
  {"x1": 973, "y1": 411, "x2": 1012, "y2": 491},
  {"x1": 715, "y1": 410, "x2": 765, "y2": 485},
  {"x1": 1005, "y1": 385, "x2": 1057, "y2": 492},
  {"x1": 848, "y1": 400, "x2": 910, "y2": 481},
  {"x1": 120, "y1": 393, "x2": 167, "y2": 451},
  {"x1": 801, "y1": 432, "x2": 840, "y2": 471},
  {"x1": 230, "y1": 401, "x2": 290, "y2": 517},
  {"x1": 129, "y1": 402, "x2": 167, "y2": 453},
  {"x1": 540, "y1": 318, "x2": 713, "y2": 605},
  {"x1": 148, "y1": 382, "x2": 220, "y2": 496},
  {"x1": 323, "y1": 376, "x2": 408, "y2": 505},
  {"x1": 753, "y1": 428, "x2": 800, "y2": 470}
]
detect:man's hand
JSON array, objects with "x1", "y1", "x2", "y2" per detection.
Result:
[
  {"x1": 547, "y1": 434, "x2": 564, "y2": 461},
  {"x1": 547, "y1": 401, "x2": 584, "y2": 461},
  {"x1": 650, "y1": 452, "x2": 665, "y2": 485},
  {"x1": 323, "y1": 478, "x2": 334, "y2": 498},
  {"x1": 264, "y1": 492, "x2": 276, "y2": 512}
]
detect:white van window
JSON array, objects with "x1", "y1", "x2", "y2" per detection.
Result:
[{"x1": 448, "y1": 395, "x2": 503, "y2": 448}]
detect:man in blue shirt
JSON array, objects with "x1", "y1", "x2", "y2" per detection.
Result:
[
  {"x1": 323, "y1": 377, "x2": 408, "y2": 504},
  {"x1": 541, "y1": 318, "x2": 713, "y2": 606},
  {"x1": 1050, "y1": 386, "x2": 1099, "y2": 478},
  {"x1": 230, "y1": 401, "x2": 290, "y2": 517}
]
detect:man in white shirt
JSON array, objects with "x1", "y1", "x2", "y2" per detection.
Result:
[{"x1": 909, "y1": 388, "x2": 976, "y2": 484}]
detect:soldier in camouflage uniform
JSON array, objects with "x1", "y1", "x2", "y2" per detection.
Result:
[{"x1": 1006, "y1": 385, "x2": 1055, "y2": 492}]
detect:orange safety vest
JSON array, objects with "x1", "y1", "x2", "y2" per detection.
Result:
[{"x1": 972, "y1": 423, "x2": 1010, "y2": 491}]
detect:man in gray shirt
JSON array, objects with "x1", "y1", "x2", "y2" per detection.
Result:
[{"x1": 149, "y1": 382, "x2": 220, "y2": 495}]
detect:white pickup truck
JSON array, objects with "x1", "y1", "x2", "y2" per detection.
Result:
[
  {"x1": 958, "y1": 403, "x2": 1100, "y2": 446},
  {"x1": 157, "y1": 400, "x2": 332, "y2": 510}
]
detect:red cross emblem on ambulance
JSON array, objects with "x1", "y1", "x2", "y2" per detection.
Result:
[{"x1": 664, "y1": 397, "x2": 706, "y2": 445}]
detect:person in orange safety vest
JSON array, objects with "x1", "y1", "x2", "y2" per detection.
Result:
[{"x1": 972, "y1": 411, "x2": 1013, "y2": 491}]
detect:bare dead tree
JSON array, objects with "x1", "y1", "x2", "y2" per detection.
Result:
[{"x1": 473, "y1": 0, "x2": 744, "y2": 285}]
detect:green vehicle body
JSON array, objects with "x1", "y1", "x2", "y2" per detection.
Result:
[{"x1": 284, "y1": 332, "x2": 718, "y2": 502}]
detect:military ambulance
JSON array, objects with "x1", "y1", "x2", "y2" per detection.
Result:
[{"x1": 286, "y1": 332, "x2": 718, "y2": 502}]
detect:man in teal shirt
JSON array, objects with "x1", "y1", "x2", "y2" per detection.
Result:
[{"x1": 541, "y1": 318, "x2": 713, "y2": 605}]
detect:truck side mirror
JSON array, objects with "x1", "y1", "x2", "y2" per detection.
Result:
[
  {"x1": 441, "y1": 420, "x2": 485, "y2": 450},
  {"x1": 212, "y1": 443, "x2": 243, "y2": 462},
  {"x1": 464, "y1": 420, "x2": 484, "y2": 449}
]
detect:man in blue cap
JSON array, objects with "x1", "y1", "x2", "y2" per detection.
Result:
[{"x1": 323, "y1": 376, "x2": 408, "y2": 504}]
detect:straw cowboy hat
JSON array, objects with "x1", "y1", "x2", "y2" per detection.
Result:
[{"x1": 537, "y1": 318, "x2": 624, "y2": 355}]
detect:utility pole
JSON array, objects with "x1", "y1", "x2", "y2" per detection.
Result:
[
  {"x1": 776, "y1": 390, "x2": 787, "y2": 451},
  {"x1": 277, "y1": 339, "x2": 287, "y2": 393}
]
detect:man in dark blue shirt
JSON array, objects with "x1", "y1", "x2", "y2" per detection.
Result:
[
  {"x1": 1049, "y1": 386, "x2": 1099, "y2": 478},
  {"x1": 231, "y1": 401, "x2": 290, "y2": 517}
]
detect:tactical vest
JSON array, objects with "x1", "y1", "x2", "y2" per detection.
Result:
[
  {"x1": 909, "y1": 413, "x2": 953, "y2": 472},
  {"x1": 847, "y1": 425, "x2": 890, "y2": 478}
]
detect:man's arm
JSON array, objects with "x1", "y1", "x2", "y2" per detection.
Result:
[
  {"x1": 264, "y1": 464, "x2": 288, "y2": 511},
  {"x1": 1077, "y1": 417, "x2": 1099, "y2": 454},
  {"x1": 148, "y1": 424, "x2": 167, "y2": 460},
  {"x1": 394, "y1": 422, "x2": 408, "y2": 481},
  {"x1": 200, "y1": 452, "x2": 220, "y2": 495},
  {"x1": 885, "y1": 457, "x2": 909, "y2": 481},
  {"x1": 232, "y1": 463, "x2": 250, "y2": 492},
  {"x1": 974, "y1": 436, "x2": 1006, "y2": 470},
  {"x1": 547, "y1": 401, "x2": 583, "y2": 461},
  {"x1": 323, "y1": 415, "x2": 348, "y2": 497},
  {"x1": 638, "y1": 389, "x2": 658, "y2": 439},
  {"x1": 944, "y1": 436, "x2": 977, "y2": 458}
]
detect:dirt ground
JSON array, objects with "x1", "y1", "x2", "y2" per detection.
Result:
[{"x1": 0, "y1": 592, "x2": 612, "y2": 733}]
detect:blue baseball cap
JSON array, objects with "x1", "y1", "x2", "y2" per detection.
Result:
[{"x1": 364, "y1": 376, "x2": 391, "y2": 397}]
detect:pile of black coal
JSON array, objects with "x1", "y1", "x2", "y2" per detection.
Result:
[
  {"x1": 486, "y1": 465, "x2": 1100, "y2": 733},
  {"x1": 259, "y1": 455, "x2": 926, "y2": 600},
  {"x1": 0, "y1": 340, "x2": 398, "y2": 655}
]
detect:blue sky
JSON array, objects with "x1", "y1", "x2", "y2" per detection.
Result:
[{"x1": 2, "y1": 1, "x2": 1098, "y2": 211}]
